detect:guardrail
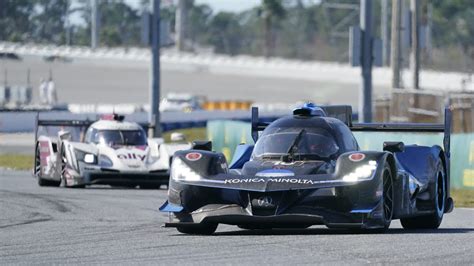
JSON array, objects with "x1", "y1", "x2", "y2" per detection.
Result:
[
  {"x1": 1, "y1": 42, "x2": 472, "y2": 92},
  {"x1": 0, "y1": 110, "x2": 288, "y2": 133}
]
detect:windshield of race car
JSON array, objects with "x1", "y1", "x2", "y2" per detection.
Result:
[
  {"x1": 252, "y1": 127, "x2": 339, "y2": 160},
  {"x1": 96, "y1": 130, "x2": 147, "y2": 146}
]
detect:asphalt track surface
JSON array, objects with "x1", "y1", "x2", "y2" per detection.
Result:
[{"x1": 1, "y1": 169, "x2": 473, "y2": 265}]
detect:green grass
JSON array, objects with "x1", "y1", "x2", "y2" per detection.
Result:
[
  {"x1": 451, "y1": 189, "x2": 474, "y2": 208},
  {"x1": 163, "y1": 127, "x2": 207, "y2": 142},
  {"x1": 0, "y1": 154, "x2": 34, "y2": 171}
]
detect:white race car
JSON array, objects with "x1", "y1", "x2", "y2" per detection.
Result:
[
  {"x1": 34, "y1": 115, "x2": 191, "y2": 188},
  {"x1": 159, "y1": 93, "x2": 205, "y2": 112}
]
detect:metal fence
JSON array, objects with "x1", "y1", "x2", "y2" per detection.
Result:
[{"x1": 375, "y1": 89, "x2": 474, "y2": 133}]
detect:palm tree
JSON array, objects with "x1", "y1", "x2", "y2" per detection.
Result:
[{"x1": 259, "y1": 0, "x2": 285, "y2": 58}]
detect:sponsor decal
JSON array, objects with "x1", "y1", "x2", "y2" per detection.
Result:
[
  {"x1": 117, "y1": 153, "x2": 146, "y2": 161},
  {"x1": 349, "y1": 153, "x2": 365, "y2": 162},
  {"x1": 185, "y1": 152, "x2": 202, "y2": 161},
  {"x1": 224, "y1": 178, "x2": 324, "y2": 185},
  {"x1": 256, "y1": 169, "x2": 295, "y2": 177}
]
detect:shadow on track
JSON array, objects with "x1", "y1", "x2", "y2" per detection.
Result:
[
  {"x1": 209, "y1": 227, "x2": 474, "y2": 236},
  {"x1": 73, "y1": 185, "x2": 167, "y2": 190}
]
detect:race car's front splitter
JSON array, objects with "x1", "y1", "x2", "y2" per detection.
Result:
[
  {"x1": 63, "y1": 169, "x2": 170, "y2": 187},
  {"x1": 163, "y1": 203, "x2": 385, "y2": 230},
  {"x1": 84, "y1": 171, "x2": 170, "y2": 186}
]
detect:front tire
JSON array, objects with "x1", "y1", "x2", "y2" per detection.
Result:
[
  {"x1": 176, "y1": 223, "x2": 218, "y2": 235},
  {"x1": 401, "y1": 161, "x2": 446, "y2": 229},
  {"x1": 59, "y1": 147, "x2": 68, "y2": 188},
  {"x1": 59, "y1": 147, "x2": 85, "y2": 188},
  {"x1": 35, "y1": 144, "x2": 59, "y2": 187},
  {"x1": 370, "y1": 163, "x2": 394, "y2": 233}
]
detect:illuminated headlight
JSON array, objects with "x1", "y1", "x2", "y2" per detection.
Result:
[
  {"x1": 342, "y1": 161, "x2": 377, "y2": 182},
  {"x1": 99, "y1": 155, "x2": 113, "y2": 167},
  {"x1": 76, "y1": 150, "x2": 97, "y2": 164},
  {"x1": 171, "y1": 157, "x2": 202, "y2": 182},
  {"x1": 84, "y1": 154, "x2": 96, "y2": 164}
]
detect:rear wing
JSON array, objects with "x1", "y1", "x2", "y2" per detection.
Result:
[
  {"x1": 251, "y1": 106, "x2": 452, "y2": 158},
  {"x1": 35, "y1": 114, "x2": 153, "y2": 142},
  {"x1": 351, "y1": 107, "x2": 452, "y2": 159},
  {"x1": 35, "y1": 115, "x2": 94, "y2": 142}
]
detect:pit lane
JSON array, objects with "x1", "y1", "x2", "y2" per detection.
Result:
[{"x1": 1, "y1": 169, "x2": 473, "y2": 264}]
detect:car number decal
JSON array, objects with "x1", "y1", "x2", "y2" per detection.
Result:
[{"x1": 185, "y1": 152, "x2": 202, "y2": 161}]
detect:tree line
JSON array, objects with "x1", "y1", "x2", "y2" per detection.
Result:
[{"x1": 0, "y1": 0, "x2": 472, "y2": 72}]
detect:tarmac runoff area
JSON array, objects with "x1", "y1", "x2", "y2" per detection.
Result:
[
  {"x1": 3, "y1": 55, "x2": 388, "y2": 108},
  {"x1": 0, "y1": 133, "x2": 33, "y2": 155},
  {"x1": 0, "y1": 169, "x2": 473, "y2": 265}
]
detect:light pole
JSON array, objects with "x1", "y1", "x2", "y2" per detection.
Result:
[
  {"x1": 359, "y1": 0, "x2": 373, "y2": 123},
  {"x1": 91, "y1": 0, "x2": 99, "y2": 49},
  {"x1": 149, "y1": 0, "x2": 161, "y2": 137},
  {"x1": 410, "y1": 0, "x2": 420, "y2": 89},
  {"x1": 391, "y1": 0, "x2": 402, "y2": 89}
]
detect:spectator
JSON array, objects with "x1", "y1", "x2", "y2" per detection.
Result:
[
  {"x1": 46, "y1": 78, "x2": 57, "y2": 105},
  {"x1": 38, "y1": 78, "x2": 48, "y2": 105}
]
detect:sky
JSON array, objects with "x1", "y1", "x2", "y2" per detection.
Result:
[
  {"x1": 191, "y1": 0, "x2": 260, "y2": 12},
  {"x1": 71, "y1": 0, "x2": 261, "y2": 25},
  {"x1": 125, "y1": 0, "x2": 261, "y2": 12}
]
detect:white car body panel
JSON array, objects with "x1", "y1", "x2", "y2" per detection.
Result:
[{"x1": 35, "y1": 119, "x2": 192, "y2": 187}]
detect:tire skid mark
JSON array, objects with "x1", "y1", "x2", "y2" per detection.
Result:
[
  {"x1": 0, "y1": 189, "x2": 72, "y2": 213},
  {"x1": 0, "y1": 217, "x2": 52, "y2": 229},
  {"x1": 0, "y1": 190, "x2": 73, "y2": 229}
]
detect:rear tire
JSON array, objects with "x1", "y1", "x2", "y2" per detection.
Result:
[
  {"x1": 401, "y1": 161, "x2": 445, "y2": 229},
  {"x1": 176, "y1": 223, "x2": 218, "y2": 235}
]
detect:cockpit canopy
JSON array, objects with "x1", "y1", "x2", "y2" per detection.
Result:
[
  {"x1": 252, "y1": 115, "x2": 359, "y2": 160},
  {"x1": 85, "y1": 128, "x2": 147, "y2": 146}
]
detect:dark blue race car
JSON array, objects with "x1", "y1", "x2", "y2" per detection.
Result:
[{"x1": 160, "y1": 104, "x2": 454, "y2": 234}]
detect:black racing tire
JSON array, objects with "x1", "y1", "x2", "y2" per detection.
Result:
[
  {"x1": 59, "y1": 146, "x2": 68, "y2": 188},
  {"x1": 380, "y1": 162, "x2": 394, "y2": 231},
  {"x1": 362, "y1": 162, "x2": 394, "y2": 233},
  {"x1": 401, "y1": 160, "x2": 445, "y2": 229},
  {"x1": 59, "y1": 147, "x2": 86, "y2": 188},
  {"x1": 176, "y1": 223, "x2": 218, "y2": 235},
  {"x1": 35, "y1": 144, "x2": 59, "y2": 187}
]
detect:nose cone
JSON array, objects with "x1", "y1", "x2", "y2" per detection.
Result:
[
  {"x1": 242, "y1": 160, "x2": 329, "y2": 176},
  {"x1": 115, "y1": 147, "x2": 149, "y2": 169}
]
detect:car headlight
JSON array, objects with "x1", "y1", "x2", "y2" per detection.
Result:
[
  {"x1": 84, "y1": 154, "x2": 96, "y2": 164},
  {"x1": 75, "y1": 149, "x2": 97, "y2": 164},
  {"x1": 99, "y1": 155, "x2": 113, "y2": 167},
  {"x1": 171, "y1": 157, "x2": 202, "y2": 181},
  {"x1": 342, "y1": 161, "x2": 377, "y2": 182}
]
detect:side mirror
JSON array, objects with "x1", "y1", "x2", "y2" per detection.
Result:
[
  {"x1": 192, "y1": 140, "x2": 212, "y2": 151},
  {"x1": 383, "y1": 141, "x2": 405, "y2": 153},
  {"x1": 58, "y1": 130, "x2": 71, "y2": 141}
]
